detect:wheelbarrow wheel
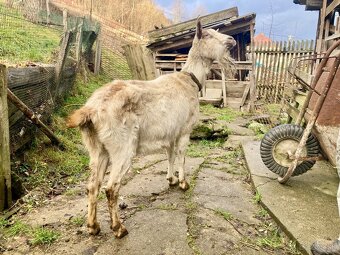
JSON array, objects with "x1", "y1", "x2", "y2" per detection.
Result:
[{"x1": 260, "y1": 124, "x2": 319, "y2": 177}]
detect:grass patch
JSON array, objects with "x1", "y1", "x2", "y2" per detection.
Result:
[
  {"x1": 247, "y1": 122, "x2": 269, "y2": 140},
  {"x1": 70, "y1": 216, "x2": 85, "y2": 227},
  {"x1": 2, "y1": 220, "x2": 60, "y2": 246},
  {"x1": 0, "y1": 3, "x2": 61, "y2": 63},
  {"x1": 30, "y1": 227, "x2": 60, "y2": 246},
  {"x1": 200, "y1": 104, "x2": 245, "y2": 122},
  {"x1": 187, "y1": 138, "x2": 225, "y2": 158},
  {"x1": 256, "y1": 223, "x2": 284, "y2": 249},
  {"x1": 6, "y1": 221, "x2": 30, "y2": 237}
]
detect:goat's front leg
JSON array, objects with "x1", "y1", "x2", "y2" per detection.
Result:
[
  {"x1": 87, "y1": 148, "x2": 109, "y2": 235},
  {"x1": 166, "y1": 142, "x2": 178, "y2": 186},
  {"x1": 177, "y1": 135, "x2": 190, "y2": 191}
]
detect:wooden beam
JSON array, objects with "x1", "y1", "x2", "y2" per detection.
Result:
[
  {"x1": 7, "y1": 88, "x2": 63, "y2": 148},
  {"x1": 148, "y1": 7, "x2": 239, "y2": 40},
  {"x1": 46, "y1": 0, "x2": 50, "y2": 24},
  {"x1": 326, "y1": 0, "x2": 340, "y2": 16},
  {"x1": 94, "y1": 35, "x2": 102, "y2": 75},
  {"x1": 315, "y1": 0, "x2": 327, "y2": 55},
  {"x1": 55, "y1": 31, "x2": 72, "y2": 98},
  {"x1": 248, "y1": 22, "x2": 256, "y2": 112},
  {"x1": 75, "y1": 19, "x2": 84, "y2": 67},
  {"x1": 221, "y1": 71, "x2": 227, "y2": 107},
  {"x1": 0, "y1": 64, "x2": 12, "y2": 211},
  {"x1": 63, "y1": 9, "x2": 68, "y2": 32}
]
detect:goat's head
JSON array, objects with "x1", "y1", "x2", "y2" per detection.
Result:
[{"x1": 193, "y1": 18, "x2": 237, "y2": 77}]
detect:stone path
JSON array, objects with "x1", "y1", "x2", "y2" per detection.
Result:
[{"x1": 2, "y1": 133, "x2": 301, "y2": 255}]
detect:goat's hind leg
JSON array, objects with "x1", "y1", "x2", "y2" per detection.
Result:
[
  {"x1": 166, "y1": 142, "x2": 179, "y2": 186},
  {"x1": 86, "y1": 145, "x2": 109, "y2": 235},
  {"x1": 105, "y1": 152, "x2": 133, "y2": 238},
  {"x1": 103, "y1": 130, "x2": 137, "y2": 238}
]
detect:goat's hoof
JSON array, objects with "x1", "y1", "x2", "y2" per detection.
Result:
[
  {"x1": 112, "y1": 224, "x2": 128, "y2": 239},
  {"x1": 167, "y1": 176, "x2": 179, "y2": 186},
  {"x1": 179, "y1": 180, "x2": 190, "y2": 191},
  {"x1": 87, "y1": 222, "x2": 101, "y2": 235}
]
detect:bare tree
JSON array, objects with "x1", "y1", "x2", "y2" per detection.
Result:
[
  {"x1": 191, "y1": 4, "x2": 208, "y2": 19},
  {"x1": 172, "y1": 0, "x2": 184, "y2": 23}
]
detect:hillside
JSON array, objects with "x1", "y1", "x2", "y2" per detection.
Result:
[
  {"x1": 0, "y1": 3, "x2": 61, "y2": 64},
  {"x1": 52, "y1": 0, "x2": 170, "y2": 34}
]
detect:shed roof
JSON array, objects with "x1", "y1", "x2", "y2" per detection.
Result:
[
  {"x1": 293, "y1": 0, "x2": 323, "y2": 10},
  {"x1": 147, "y1": 7, "x2": 255, "y2": 52}
]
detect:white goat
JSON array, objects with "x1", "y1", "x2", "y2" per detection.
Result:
[{"x1": 67, "y1": 20, "x2": 236, "y2": 238}]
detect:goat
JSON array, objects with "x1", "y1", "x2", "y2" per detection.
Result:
[{"x1": 66, "y1": 19, "x2": 236, "y2": 238}]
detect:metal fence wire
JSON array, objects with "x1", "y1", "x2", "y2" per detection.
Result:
[{"x1": 0, "y1": 0, "x2": 137, "y2": 151}]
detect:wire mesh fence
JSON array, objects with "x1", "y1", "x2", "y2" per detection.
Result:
[{"x1": 0, "y1": 0, "x2": 139, "y2": 151}]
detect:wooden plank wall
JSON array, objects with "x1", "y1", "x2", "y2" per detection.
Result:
[{"x1": 254, "y1": 40, "x2": 315, "y2": 103}]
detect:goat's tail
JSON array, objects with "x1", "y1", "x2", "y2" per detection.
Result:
[{"x1": 66, "y1": 106, "x2": 94, "y2": 128}]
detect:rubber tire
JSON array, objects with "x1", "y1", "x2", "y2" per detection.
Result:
[{"x1": 260, "y1": 124, "x2": 319, "y2": 177}]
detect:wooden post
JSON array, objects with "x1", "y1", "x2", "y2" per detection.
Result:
[
  {"x1": 0, "y1": 65, "x2": 12, "y2": 211},
  {"x1": 248, "y1": 21, "x2": 256, "y2": 112},
  {"x1": 94, "y1": 34, "x2": 102, "y2": 75},
  {"x1": 221, "y1": 71, "x2": 227, "y2": 107},
  {"x1": 75, "y1": 19, "x2": 84, "y2": 67},
  {"x1": 63, "y1": 9, "x2": 68, "y2": 32},
  {"x1": 46, "y1": 0, "x2": 50, "y2": 25},
  {"x1": 55, "y1": 31, "x2": 72, "y2": 98}
]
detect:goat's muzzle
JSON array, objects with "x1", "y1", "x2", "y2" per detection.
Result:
[{"x1": 225, "y1": 38, "x2": 237, "y2": 49}]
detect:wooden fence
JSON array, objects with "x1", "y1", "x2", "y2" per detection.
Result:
[{"x1": 254, "y1": 40, "x2": 315, "y2": 103}]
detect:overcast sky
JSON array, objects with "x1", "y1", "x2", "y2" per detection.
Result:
[{"x1": 154, "y1": 0, "x2": 319, "y2": 41}]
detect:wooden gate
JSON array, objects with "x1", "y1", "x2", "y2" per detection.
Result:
[{"x1": 254, "y1": 40, "x2": 315, "y2": 103}]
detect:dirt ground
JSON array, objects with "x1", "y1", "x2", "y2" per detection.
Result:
[{"x1": 0, "y1": 115, "x2": 301, "y2": 255}]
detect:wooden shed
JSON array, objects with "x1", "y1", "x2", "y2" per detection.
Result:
[
  {"x1": 289, "y1": 0, "x2": 340, "y2": 165},
  {"x1": 125, "y1": 7, "x2": 256, "y2": 109}
]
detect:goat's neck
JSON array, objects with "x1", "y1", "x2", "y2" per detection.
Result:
[{"x1": 182, "y1": 51, "x2": 212, "y2": 85}]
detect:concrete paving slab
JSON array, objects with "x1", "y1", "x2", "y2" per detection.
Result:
[
  {"x1": 242, "y1": 140, "x2": 340, "y2": 255},
  {"x1": 194, "y1": 208, "x2": 259, "y2": 255},
  {"x1": 96, "y1": 209, "x2": 193, "y2": 255},
  {"x1": 194, "y1": 168, "x2": 260, "y2": 225}
]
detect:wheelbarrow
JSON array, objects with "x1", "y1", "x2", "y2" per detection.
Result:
[{"x1": 260, "y1": 40, "x2": 340, "y2": 184}]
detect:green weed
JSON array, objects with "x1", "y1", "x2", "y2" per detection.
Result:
[
  {"x1": 253, "y1": 191, "x2": 262, "y2": 204},
  {"x1": 257, "y1": 208, "x2": 269, "y2": 218},
  {"x1": 6, "y1": 221, "x2": 30, "y2": 237},
  {"x1": 30, "y1": 227, "x2": 60, "y2": 245},
  {"x1": 70, "y1": 216, "x2": 85, "y2": 227},
  {"x1": 187, "y1": 139, "x2": 225, "y2": 158},
  {"x1": 215, "y1": 209, "x2": 233, "y2": 221},
  {"x1": 256, "y1": 227, "x2": 283, "y2": 249}
]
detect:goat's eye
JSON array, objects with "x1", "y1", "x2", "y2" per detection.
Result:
[{"x1": 202, "y1": 33, "x2": 210, "y2": 38}]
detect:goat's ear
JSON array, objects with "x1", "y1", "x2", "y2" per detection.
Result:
[{"x1": 196, "y1": 17, "x2": 202, "y2": 40}]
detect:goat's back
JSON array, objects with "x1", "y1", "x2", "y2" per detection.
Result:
[{"x1": 70, "y1": 72, "x2": 200, "y2": 154}]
